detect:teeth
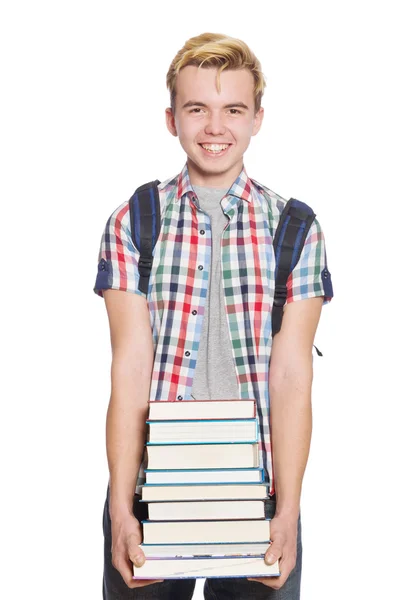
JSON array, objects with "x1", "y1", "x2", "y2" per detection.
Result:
[{"x1": 201, "y1": 144, "x2": 229, "y2": 152}]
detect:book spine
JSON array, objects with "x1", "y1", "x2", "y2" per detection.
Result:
[
  {"x1": 146, "y1": 440, "x2": 257, "y2": 446},
  {"x1": 142, "y1": 482, "x2": 267, "y2": 487},
  {"x1": 146, "y1": 419, "x2": 257, "y2": 423},
  {"x1": 144, "y1": 468, "x2": 264, "y2": 472}
]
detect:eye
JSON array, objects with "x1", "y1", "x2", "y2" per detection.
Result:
[{"x1": 188, "y1": 108, "x2": 242, "y2": 114}]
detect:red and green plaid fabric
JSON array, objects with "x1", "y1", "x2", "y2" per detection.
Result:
[{"x1": 94, "y1": 162, "x2": 333, "y2": 496}]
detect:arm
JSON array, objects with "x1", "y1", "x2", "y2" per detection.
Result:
[
  {"x1": 103, "y1": 288, "x2": 154, "y2": 521},
  {"x1": 269, "y1": 295, "x2": 323, "y2": 520}
]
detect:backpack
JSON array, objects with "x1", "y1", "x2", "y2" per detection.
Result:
[{"x1": 128, "y1": 180, "x2": 322, "y2": 353}]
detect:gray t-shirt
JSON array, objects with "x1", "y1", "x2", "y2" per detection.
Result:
[{"x1": 190, "y1": 185, "x2": 240, "y2": 400}]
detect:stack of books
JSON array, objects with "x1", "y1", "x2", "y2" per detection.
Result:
[{"x1": 133, "y1": 399, "x2": 280, "y2": 580}]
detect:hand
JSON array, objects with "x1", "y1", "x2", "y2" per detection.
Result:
[
  {"x1": 248, "y1": 514, "x2": 298, "y2": 590},
  {"x1": 110, "y1": 513, "x2": 164, "y2": 589}
]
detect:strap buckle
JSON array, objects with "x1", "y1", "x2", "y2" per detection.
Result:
[
  {"x1": 138, "y1": 256, "x2": 153, "y2": 277},
  {"x1": 273, "y1": 284, "x2": 287, "y2": 307}
]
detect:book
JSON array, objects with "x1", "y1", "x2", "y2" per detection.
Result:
[
  {"x1": 148, "y1": 500, "x2": 266, "y2": 521},
  {"x1": 146, "y1": 419, "x2": 258, "y2": 444},
  {"x1": 140, "y1": 542, "x2": 271, "y2": 557},
  {"x1": 141, "y1": 483, "x2": 269, "y2": 502},
  {"x1": 146, "y1": 442, "x2": 259, "y2": 469},
  {"x1": 148, "y1": 399, "x2": 256, "y2": 420},
  {"x1": 140, "y1": 399, "x2": 274, "y2": 580},
  {"x1": 142, "y1": 519, "x2": 271, "y2": 544},
  {"x1": 144, "y1": 468, "x2": 265, "y2": 485},
  {"x1": 133, "y1": 555, "x2": 280, "y2": 579}
]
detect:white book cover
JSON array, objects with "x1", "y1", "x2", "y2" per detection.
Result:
[
  {"x1": 139, "y1": 542, "x2": 271, "y2": 557},
  {"x1": 144, "y1": 468, "x2": 265, "y2": 485},
  {"x1": 147, "y1": 419, "x2": 258, "y2": 444},
  {"x1": 142, "y1": 519, "x2": 270, "y2": 544},
  {"x1": 148, "y1": 399, "x2": 256, "y2": 421},
  {"x1": 146, "y1": 442, "x2": 259, "y2": 470},
  {"x1": 141, "y1": 483, "x2": 269, "y2": 502},
  {"x1": 133, "y1": 555, "x2": 280, "y2": 579},
  {"x1": 148, "y1": 500, "x2": 265, "y2": 521}
]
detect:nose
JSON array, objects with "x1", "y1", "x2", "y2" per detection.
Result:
[{"x1": 204, "y1": 111, "x2": 227, "y2": 136}]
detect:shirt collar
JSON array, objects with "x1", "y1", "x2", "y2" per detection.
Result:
[{"x1": 175, "y1": 161, "x2": 255, "y2": 204}]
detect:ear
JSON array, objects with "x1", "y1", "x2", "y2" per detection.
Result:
[
  {"x1": 252, "y1": 107, "x2": 264, "y2": 136},
  {"x1": 165, "y1": 107, "x2": 178, "y2": 137}
]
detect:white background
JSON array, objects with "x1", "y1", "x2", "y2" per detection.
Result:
[{"x1": 1, "y1": 1, "x2": 396, "y2": 598}]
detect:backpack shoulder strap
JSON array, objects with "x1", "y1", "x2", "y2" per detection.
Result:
[
  {"x1": 128, "y1": 180, "x2": 161, "y2": 294},
  {"x1": 272, "y1": 198, "x2": 316, "y2": 336}
]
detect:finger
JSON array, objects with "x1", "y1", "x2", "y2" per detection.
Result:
[
  {"x1": 247, "y1": 576, "x2": 282, "y2": 589},
  {"x1": 130, "y1": 578, "x2": 165, "y2": 588},
  {"x1": 248, "y1": 577, "x2": 278, "y2": 583},
  {"x1": 116, "y1": 555, "x2": 163, "y2": 588},
  {"x1": 248, "y1": 557, "x2": 294, "y2": 589},
  {"x1": 114, "y1": 555, "x2": 135, "y2": 587}
]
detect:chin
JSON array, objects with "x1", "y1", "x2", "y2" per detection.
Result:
[{"x1": 188, "y1": 151, "x2": 240, "y2": 173}]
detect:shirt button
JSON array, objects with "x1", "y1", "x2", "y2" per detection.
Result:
[
  {"x1": 198, "y1": 265, "x2": 203, "y2": 270},
  {"x1": 192, "y1": 310, "x2": 197, "y2": 315},
  {"x1": 177, "y1": 395, "x2": 183, "y2": 400},
  {"x1": 185, "y1": 351, "x2": 190, "y2": 357},
  {"x1": 200, "y1": 229, "x2": 205, "y2": 235}
]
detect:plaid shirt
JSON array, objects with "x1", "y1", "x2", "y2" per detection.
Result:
[{"x1": 94, "y1": 162, "x2": 333, "y2": 496}]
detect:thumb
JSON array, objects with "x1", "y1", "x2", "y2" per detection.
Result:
[
  {"x1": 265, "y1": 544, "x2": 281, "y2": 565},
  {"x1": 128, "y1": 544, "x2": 146, "y2": 567}
]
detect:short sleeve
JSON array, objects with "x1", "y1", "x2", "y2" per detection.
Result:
[
  {"x1": 286, "y1": 217, "x2": 334, "y2": 305},
  {"x1": 93, "y1": 201, "x2": 146, "y2": 298}
]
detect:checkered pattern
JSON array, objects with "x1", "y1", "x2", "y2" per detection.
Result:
[{"x1": 94, "y1": 162, "x2": 333, "y2": 496}]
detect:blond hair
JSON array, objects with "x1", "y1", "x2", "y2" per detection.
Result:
[{"x1": 166, "y1": 33, "x2": 266, "y2": 115}]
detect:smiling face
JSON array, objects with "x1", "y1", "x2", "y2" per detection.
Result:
[{"x1": 165, "y1": 65, "x2": 264, "y2": 187}]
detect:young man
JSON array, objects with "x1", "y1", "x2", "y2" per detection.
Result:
[{"x1": 94, "y1": 32, "x2": 333, "y2": 600}]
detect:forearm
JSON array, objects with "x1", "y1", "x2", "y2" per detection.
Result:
[
  {"x1": 106, "y1": 359, "x2": 152, "y2": 522},
  {"x1": 269, "y1": 359, "x2": 313, "y2": 521}
]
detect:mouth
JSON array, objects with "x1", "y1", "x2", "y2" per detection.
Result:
[{"x1": 198, "y1": 143, "x2": 232, "y2": 158}]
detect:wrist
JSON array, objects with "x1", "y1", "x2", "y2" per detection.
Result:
[
  {"x1": 274, "y1": 499, "x2": 300, "y2": 522},
  {"x1": 274, "y1": 508, "x2": 300, "y2": 524},
  {"x1": 109, "y1": 506, "x2": 139, "y2": 527},
  {"x1": 109, "y1": 495, "x2": 134, "y2": 523},
  {"x1": 273, "y1": 486, "x2": 301, "y2": 522}
]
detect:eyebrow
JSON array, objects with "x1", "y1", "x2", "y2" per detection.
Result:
[{"x1": 182, "y1": 100, "x2": 249, "y2": 110}]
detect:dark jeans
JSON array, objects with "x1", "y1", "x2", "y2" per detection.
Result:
[{"x1": 103, "y1": 484, "x2": 302, "y2": 599}]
